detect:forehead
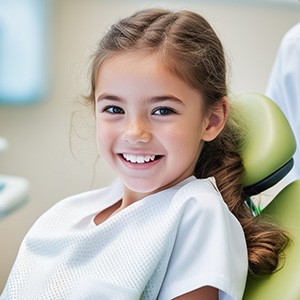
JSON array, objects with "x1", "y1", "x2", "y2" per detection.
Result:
[
  {"x1": 97, "y1": 51, "x2": 164, "y2": 78},
  {"x1": 95, "y1": 52, "x2": 203, "y2": 107},
  {"x1": 95, "y1": 51, "x2": 200, "y2": 96},
  {"x1": 95, "y1": 50, "x2": 204, "y2": 97}
]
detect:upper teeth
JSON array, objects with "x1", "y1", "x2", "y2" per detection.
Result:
[{"x1": 122, "y1": 154, "x2": 155, "y2": 163}]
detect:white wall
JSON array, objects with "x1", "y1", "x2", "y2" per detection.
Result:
[{"x1": 0, "y1": 0, "x2": 299, "y2": 291}]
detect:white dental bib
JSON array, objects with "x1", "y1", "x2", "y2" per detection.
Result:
[{"x1": 1, "y1": 176, "x2": 247, "y2": 300}]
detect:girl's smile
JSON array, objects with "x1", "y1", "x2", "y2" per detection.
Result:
[
  {"x1": 118, "y1": 153, "x2": 163, "y2": 167},
  {"x1": 94, "y1": 52, "x2": 221, "y2": 204}
]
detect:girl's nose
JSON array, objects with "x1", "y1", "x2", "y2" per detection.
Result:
[{"x1": 121, "y1": 119, "x2": 152, "y2": 144}]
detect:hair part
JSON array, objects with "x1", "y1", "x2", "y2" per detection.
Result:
[{"x1": 87, "y1": 7, "x2": 289, "y2": 276}]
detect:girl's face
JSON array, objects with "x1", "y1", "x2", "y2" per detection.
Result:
[{"x1": 94, "y1": 52, "x2": 225, "y2": 202}]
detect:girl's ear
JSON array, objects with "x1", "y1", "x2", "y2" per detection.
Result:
[{"x1": 202, "y1": 97, "x2": 229, "y2": 142}]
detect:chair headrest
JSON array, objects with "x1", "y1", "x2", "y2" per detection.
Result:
[{"x1": 229, "y1": 93, "x2": 296, "y2": 195}]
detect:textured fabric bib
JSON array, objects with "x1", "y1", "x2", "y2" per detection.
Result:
[{"x1": 1, "y1": 177, "x2": 247, "y2": 300}]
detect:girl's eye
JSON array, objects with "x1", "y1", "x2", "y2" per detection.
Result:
[
  {"x1": 153, "y1": 107, "x2": 176, "y2": 116},
  {"x1": 102, "y1": 106, "x2": 124, "y2": 114}
]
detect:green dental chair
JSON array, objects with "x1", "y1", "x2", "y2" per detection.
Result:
[{"x1": 230, "y1": 93, "x2": 299, "y2": 300}]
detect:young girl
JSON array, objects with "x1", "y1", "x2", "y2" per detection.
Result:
[{"x1": 1, "y1": 8, "x2": 288, "y2": 300}]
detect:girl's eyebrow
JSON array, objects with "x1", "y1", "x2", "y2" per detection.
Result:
[
  {"x1": 148, "y1": 95, "x2": 185, "y2": 106},
  {"x1": 96, "y1": 93, "x2": 185, "y2": 106},
  {"x1": 96, "y1": 93, "x2": 124, "y2": 103}
]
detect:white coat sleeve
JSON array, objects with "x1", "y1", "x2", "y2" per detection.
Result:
[{"x1": 266, "y1": 23, "x2": 300, "y2": 181}]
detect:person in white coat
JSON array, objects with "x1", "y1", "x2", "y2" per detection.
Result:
[{"x1": 266, "y1": 22, "x2": 300, "y2": 183}]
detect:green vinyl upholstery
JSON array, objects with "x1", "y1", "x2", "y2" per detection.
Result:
[
  {"x1": 230, "y1": 93, "x2": 299, "y2": 299},
  {"x1": 230, "y1": 93, "x2": 296, "y2": 194},
  {"x1": 243, "y1": 180, "x2": 300, "y2": 300}
]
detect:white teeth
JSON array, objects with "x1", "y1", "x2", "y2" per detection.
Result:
[
  {"x1": 137, "y1": 156, "x2": 144, "y2": 163},
  {"x1": 122, "y1": 154, "x2": 156, "y2": 164}
]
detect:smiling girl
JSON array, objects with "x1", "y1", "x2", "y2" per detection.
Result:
[{"x1": 1, "y1": 8, "x2": 288, "y2": 300}]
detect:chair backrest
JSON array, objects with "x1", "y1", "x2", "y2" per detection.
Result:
[
  {"x1": 230, "y1": 92, "x2": 296, "y2": 195},
  {"x1": 230, "y1": 93, "x2": 299, "y2": 299}
]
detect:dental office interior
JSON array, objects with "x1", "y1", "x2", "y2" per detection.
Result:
[{"x1": 0, "y1": 0, "x2": 299, "y2": 293}]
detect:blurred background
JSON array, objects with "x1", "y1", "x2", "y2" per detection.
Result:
[{"x1": 0, "y1": 0, "x2": 299, "y2": 292}]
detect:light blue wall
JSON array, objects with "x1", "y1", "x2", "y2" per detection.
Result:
[{"x1": 0, "y1": 0, "x2": 49, "y2": 104}]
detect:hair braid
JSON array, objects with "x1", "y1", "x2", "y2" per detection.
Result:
[{"x1": 196, "y1": 119, "x2": 289, "y2": 275}]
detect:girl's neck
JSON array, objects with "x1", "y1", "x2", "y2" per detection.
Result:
[{"x1": 94, "y1": 199, "x2": 122, "y2": 226}]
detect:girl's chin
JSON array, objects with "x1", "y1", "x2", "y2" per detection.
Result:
[{"x1": 122, "y1": 180, "x2": 163, "y2": 197}]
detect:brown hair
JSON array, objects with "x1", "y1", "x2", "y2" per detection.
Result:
[{"x1": 87, "y1": 8, "x2": 288, "y2": 276}]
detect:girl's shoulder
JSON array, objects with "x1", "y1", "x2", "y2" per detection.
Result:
[
  {"x1": 28, "y1": 180, "x2": 123, "y2": 233},
  {"x1": 158, "y1": 177, "x2": 248, "y2": 300},
  {"x1": 59, "y1": 179, "x2": 123, "y2": 209},
  {"x1": 173, "y1": 176, "x2": 227, "y2": 212}
]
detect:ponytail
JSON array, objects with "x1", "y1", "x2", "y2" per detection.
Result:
[{"x1": 195, "y1": 118, "x2": 289, "y2": 276}]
